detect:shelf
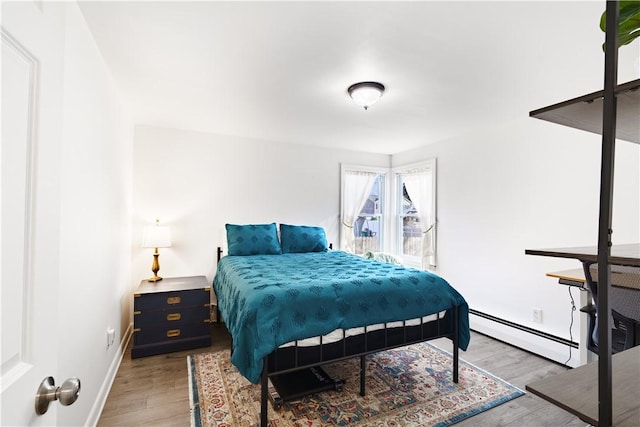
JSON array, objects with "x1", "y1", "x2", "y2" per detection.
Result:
[
  {"x1": 525, "y1": 244, "x2": 640, "y2": 267},
  {"x1": 526, "y1": 346, "x2": 640, "y2": 427},
  {"x1": 530, "y1": 79, "x2": 640, "y2": 144}
]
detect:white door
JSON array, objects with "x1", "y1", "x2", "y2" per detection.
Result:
[{"x1": 1, "y1": 3, "x2": 66, "y2": 425}]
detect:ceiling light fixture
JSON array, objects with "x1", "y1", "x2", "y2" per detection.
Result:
[{"x1": 347, "y1": 81, "x2": 385, "y2": 110}]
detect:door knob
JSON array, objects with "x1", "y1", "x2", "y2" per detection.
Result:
[{"x1": 35, "y1": 376, "x2": 81, "y2": 415}]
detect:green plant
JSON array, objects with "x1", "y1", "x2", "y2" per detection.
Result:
[{"x1": 600, "y1": 1, "x2": 640, "y2": 48}]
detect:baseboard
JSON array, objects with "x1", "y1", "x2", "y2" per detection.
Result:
[
  {"x1": 85, "y1": 323, "x2": 133, "y2": 426},
  {"x1": 469, "y1": 310, "x2": 582, "y2": 368}
]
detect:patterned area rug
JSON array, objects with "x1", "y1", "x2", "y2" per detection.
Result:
[{"x1": 188, "y1": 343, "x2": 524, "y2": 426}]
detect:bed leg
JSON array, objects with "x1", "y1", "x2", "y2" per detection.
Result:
[
  {"x1": 453, "y1": 305, "x2": 459, "y2": 384},
  {"x1": 261, "y1": 358, "x2": 268, "y2": 427},
  {"x1": 359, "y1": 355, "x2": 366, "y2": 396}
]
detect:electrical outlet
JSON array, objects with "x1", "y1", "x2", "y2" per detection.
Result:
[
  {"x1": 107, "y1": 328, "x2": 116, "y2": 348},
  {"x1": 532, "y1": 308, "x2": 543, "y2": 324}
]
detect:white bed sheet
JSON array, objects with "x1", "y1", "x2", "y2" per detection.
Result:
[{"x1": 279, "y1": 311, "x2": 446, "y2": 348}]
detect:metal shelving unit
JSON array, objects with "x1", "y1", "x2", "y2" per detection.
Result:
[{"x1": 526, "y1": 3, "x2": 639, "y2": 426}]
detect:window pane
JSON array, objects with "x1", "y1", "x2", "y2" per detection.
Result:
[
  {"x1": 402, "y1": 215, "x2": 421, "y2": 258},
  {"x1": 353, "y1": 174, "x2": 383, "y2": 254},
  {"x1": 401, "y1": 183, "x2": 417, "y2": 215},
  {"x1": 398, "y1": 180, "x2": 422, "y2": 261}
]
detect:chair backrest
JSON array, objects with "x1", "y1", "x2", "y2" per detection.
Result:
[{"x1": 586, "y1": 264, "x2": 640, "y2": 353}]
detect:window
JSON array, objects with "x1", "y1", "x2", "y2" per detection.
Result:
[
  {"x1": 394, "y1": 160, "x2": 436, "y2": 269},
  {"x1": 340, "y1": 166, "x2": 386, "y2": 255},
  {"x1": 340, "y1": 161, "x2": 436, "y2": 267}
]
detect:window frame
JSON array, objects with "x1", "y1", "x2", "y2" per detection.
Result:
[
  {"x1": 340, "y1": 164, "x2": 390, "y2": 254},
  {"x1": 391, "y1": 159, "x2": 437, "y2": 269}
]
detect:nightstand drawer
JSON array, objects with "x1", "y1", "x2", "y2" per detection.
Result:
[
  {"x1": 134, "y1": 305, "x2": 210, "y2": 327},
  {"x1": 133, "y1": 321, "x2": 211, "y2": 346},
  {"x1": 134, "y1": 288, "x2": 210, "y2": 310}
]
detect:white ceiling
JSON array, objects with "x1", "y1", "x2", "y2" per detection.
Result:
[{"x1": 78, "y1": 1, "x2": 618, "y2": 155}]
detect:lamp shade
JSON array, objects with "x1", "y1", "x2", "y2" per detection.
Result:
[
  {"x1": 141, "y1": 220, "x2": 171, "y2": 248},
  {"x1": 348, "y1": 81, "x2": 385, "y2": 110}
]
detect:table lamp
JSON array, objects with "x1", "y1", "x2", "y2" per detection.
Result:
[{"x1": 141, "y1": 219, "x2": 171, "y2": 282}]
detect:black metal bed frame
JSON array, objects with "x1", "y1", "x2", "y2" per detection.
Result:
[{"x1": 215, "y1": 247, "x2": 461, "y2": 427}]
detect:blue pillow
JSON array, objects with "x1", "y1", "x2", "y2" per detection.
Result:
[
  {"x1": 226, "y1": 223, "x2": 281, "y2": 256},
  {"x1": 279, "y1": 224, "x2": 328, "y2": 253}
]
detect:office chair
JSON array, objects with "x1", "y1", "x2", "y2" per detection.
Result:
[{"x1": 580, "y1": 264, "x2": 640, "y2": 354}]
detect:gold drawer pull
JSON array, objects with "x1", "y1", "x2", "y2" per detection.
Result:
[
  {"x1": 166, "y1": 329, "x2": 181, "y2": 338},
  {"x1": 167, "y1": 313, "x2": 181, "y2": 321},
  {"x1": 166, "y1": 296, "x2": 181, "y2": 305}
]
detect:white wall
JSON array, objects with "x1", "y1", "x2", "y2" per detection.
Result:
[
  {"x1": 392, "y1": 116, "x2": 639, "y2": 365},
  {"x1": 389, "y1": 13, "x2": 640, "y2": 365},
  {"x1": 132, "y1": 126, "x2": 389, "y2": 284},
  {"x1": 57, "y1": 4, "x2": 133, "y2": 426},
  {"x1": 1, "y1": 2, "x2": 132, "y2": 425}
]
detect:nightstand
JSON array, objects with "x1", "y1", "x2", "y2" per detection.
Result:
[{"x1": 132, "y1": 275, "x2": 212, "y2": 358}]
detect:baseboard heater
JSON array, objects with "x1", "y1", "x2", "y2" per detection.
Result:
[{"x1": 469, "y1": 309, "x2": 578, "y2": 349}]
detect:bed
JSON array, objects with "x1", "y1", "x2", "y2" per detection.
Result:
[{"x1": 213, "y1": 223, "x2": 470, "y2": 426}]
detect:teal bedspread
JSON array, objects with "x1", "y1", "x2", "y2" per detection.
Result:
[{"x1": 213, "y1": 251, "x2": 470, "y2": 383}]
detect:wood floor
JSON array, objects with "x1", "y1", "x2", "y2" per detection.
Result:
[{"x1": 98, "y1": 324, "x2": 587, "y2": 426}]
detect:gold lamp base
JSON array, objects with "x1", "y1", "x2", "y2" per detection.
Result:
[{"x1": 147, "y1": 250, "x2": 163, "y2": 282}]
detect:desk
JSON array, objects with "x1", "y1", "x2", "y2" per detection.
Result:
[
  {"x1": 547, "y1": 264, "x2": 640, "y2": 321},
  {"x1": 547, "y1": 269, "x2": 591, "y2": 365},
  {"x1": 526, "y1": 244, "x2": 640, "y2": 427},
  {"x1": 546, "y1": 267, "x2": 640, "y2": 369},
  {"x1": 546, "y1": 268, "x2": 588, "y2": 289},
  {"x1": 547, "y1": 268, "x2": 640, "y2": 322}
]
